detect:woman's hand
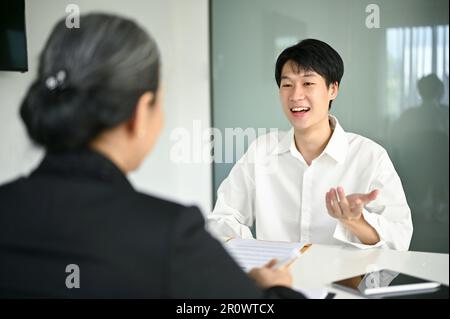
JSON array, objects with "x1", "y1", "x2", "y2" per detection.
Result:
[{"x1": 248, "y1": 259, "x2": 293, "y2": 289}]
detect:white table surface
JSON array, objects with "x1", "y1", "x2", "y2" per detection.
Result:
[{"x1": 290, "y1": 244, "x2": 449, "y2": 299}]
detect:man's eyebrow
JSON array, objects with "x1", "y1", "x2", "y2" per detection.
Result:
[
  {"x1": 280, "y1": 73, "x2": 318, "y2": 80},
  {"x1": 280, "y1": 75, "x2": 293, "y2": 81}
]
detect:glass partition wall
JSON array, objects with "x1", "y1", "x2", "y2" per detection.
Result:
[{"x1": 211, "y1": 0, "x2": 449, "y2": 253}]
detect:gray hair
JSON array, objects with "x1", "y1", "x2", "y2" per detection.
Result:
[{"x1": 20, "y1": 13, "x2": 160, "y2": 151}]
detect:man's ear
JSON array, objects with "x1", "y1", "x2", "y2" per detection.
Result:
[
  {"x1": 126, "y1": 92, "x2": 154, "y2": 138},
  {"x1": 329, "y1": 82, "x2": 339, "y2": 100}
]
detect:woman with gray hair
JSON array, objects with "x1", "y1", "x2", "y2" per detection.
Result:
[{"x1": 0, "y1": 13, "x2": 303, "y2": 298}]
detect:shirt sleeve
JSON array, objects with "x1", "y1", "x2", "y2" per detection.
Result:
[
  {"x1": 207, "y1": 150, "x2": 256, "y2": 240},
  {"x1": 333, "y1": 150, "x2": 413, "y2": 251}
]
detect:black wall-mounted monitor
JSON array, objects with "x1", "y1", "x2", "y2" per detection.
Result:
[{"x1": 0, "y1": 1, "x2": 28, "y2": 72}]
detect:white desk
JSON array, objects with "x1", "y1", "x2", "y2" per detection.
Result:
[{"x1": 290, "y1": 244, "x2": 449, "y2": 299}]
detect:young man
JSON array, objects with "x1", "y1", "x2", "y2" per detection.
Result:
[{"x1": 208, "y1": 39, "x2": 413, "y2": 250}]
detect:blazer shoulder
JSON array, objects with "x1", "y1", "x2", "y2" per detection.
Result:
[
  {"x1": 131, "y1": 191, "x2": 203, "y2": 223},
  {"x1": 0, "y1": 177, "x2": 27, "y2": 197}
]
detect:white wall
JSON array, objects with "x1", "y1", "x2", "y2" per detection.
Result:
[{"x1": 0, "y1": 0, "x2": 212, "y2": 214}]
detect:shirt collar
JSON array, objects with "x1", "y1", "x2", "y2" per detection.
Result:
[
  {"x1": 322, "y1": 115, "x2": 348, "y2": 163},
  {"x1": 275, "y1": 115, "x2": 349, "y2": 164},
  {"x1": 275, "y1": 128, "x2": 294, "y2": 154}
]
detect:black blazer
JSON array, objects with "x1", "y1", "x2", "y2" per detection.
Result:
[{"x1": 0, "y1": 149, "x2": 304, "y2": 298}]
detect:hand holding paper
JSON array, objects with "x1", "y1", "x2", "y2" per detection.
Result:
[
  {"x1": 224, "y1": 238, "x2": 310, "y2": 272},
  {"x1": 248, "y1": 259, "x2": 293, "y2": 289},
  {"x1": 272, "y1": 250, "x2": 300, "y2": 269}
]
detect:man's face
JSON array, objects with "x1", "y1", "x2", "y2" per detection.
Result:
[{"x1": 279, "y1": 60, "x2": 338, "y2": 132}]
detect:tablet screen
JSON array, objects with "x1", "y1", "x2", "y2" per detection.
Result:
[{"x1": 332, "y1": 269, "x2": 445, "y2": 298}]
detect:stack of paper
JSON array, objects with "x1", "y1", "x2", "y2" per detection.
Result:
[
  {"x1": 224, "y1": 238, "x2": 310, "y2": 272},
  {"x1": 224, "y1": 238, "x2": 332, "y2": 299}
]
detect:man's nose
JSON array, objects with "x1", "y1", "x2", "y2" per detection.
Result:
[{"x1": 289, "y1": 85, "x2": 305, "y2": 102}]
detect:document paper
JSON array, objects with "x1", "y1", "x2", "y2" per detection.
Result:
[{"x1": 224, "y1": 238, "x2": 309, "y2": 272}]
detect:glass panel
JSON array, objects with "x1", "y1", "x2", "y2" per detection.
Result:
[{"x1": 212, "y1": 0, "x2": 449, "y2": 252}]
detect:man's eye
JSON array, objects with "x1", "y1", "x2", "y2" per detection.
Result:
[
  {"x1": 304, "y1": 82, "x2": 315, "y2": 86},
  {"x1": 282, "y1": 83, "x2": 292, "y2": 87}
]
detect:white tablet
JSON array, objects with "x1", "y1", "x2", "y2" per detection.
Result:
[{"x1": 332, "y1": 269, "x2": 444, "y2": 298}]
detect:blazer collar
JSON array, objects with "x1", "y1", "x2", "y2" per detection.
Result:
[{"x1": 32, "y1": 148, "x2": 133, "y2": 189}]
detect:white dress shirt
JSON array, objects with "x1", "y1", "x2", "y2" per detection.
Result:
[{"x1": 207, "y1": 116, "x2": 413, "y2": 250}]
